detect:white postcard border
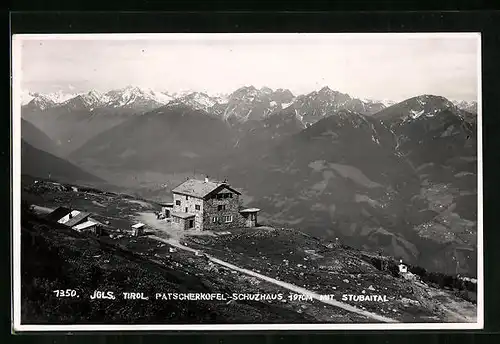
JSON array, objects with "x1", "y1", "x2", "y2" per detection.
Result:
[{"x1": 10, "y1": 32, "x2": 484, "y2": 332}]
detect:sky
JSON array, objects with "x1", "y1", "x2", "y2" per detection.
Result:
[{"x1": 15, "y1": 33, "x2": 480, "y2": 102}]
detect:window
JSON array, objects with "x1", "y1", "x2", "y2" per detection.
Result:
[
  {"x1": 218, "y1": 205, "x2": 226, "y2": 211},
  {"x1": 224, "y1": 215, "x2": 233, "y2": 223},
  {"x1": 175, "y1": 200, "x2": 181, "y2": 206},
  {"x1": 229, "y1": 193, "x2": 233, "y2": 198},
  {"x1": 195, "y1": 204, "x2": 200, "y2": 211},
  {"x1": 185, "y1": 207, "x2": 188, "y2": 213},
  {"x1": 186, "y1": 195, "x2": 189, "y2": 200},
  {"x1": 216, "y1": 194, "x2": 223, "y2": 199},
  {"x1": 212, "y1": 216, "x2": 218, "y2": 223}
]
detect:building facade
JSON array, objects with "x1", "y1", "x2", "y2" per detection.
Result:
[{"x1": 170, "y1": 178, "x2": 260, "y2": 231}]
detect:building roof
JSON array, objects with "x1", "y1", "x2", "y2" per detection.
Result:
[
  {"x1": 132, "y1": 223, "x2": 145, "y2": 229},
  {"x1": 58, "y1": 210, "x2": 81, "y2": 224},
  {"x1": 172, "y1": 178, "x2": 241, "y2": 198},
  {"x1": 64, "y1": 212, "x2": 90, "y2": 227},
  {"x1": 159, "y1": 202, "x2": 174, "y2": 207},
  {"x1": 72, "y1": 220, "x2": 98, "y2": 231},
  {"x1": 240, "y1": 208, "x2": 261, "y2": 213},
  {"x1": 45, "y1": 206, "x2": 71, "y2": 222},
  {"x1": 171, "y1": 211, "x2": 196, "y2": 219}
]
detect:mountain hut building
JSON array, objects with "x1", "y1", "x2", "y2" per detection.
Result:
[{"x1": 169, "y1": 177, "x2": 260, "y2": 231}]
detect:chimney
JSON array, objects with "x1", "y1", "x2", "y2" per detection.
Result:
[
  {"x1": 69, "y1": 212, "x2": 73, "y2": 219},
  {"x1": 205, "y1": 176, "x2": 209, "y2": 183}
]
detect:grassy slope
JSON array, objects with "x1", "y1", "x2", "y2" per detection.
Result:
[{"x1": 20, "y1": 209, "x2": 327, "y2": 324}]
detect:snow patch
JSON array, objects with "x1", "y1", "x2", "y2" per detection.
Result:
[
  {"x1": 409, "y1": 109, "x2": 424, "y2": 119},
  {"x1": 44, "y1": 90, "x2": 79, "y2": 103},
  {"x1": 371, "y1": 135, "x2": 380, "y2": 144}
]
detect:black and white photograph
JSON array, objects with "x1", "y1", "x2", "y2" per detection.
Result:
[{"x1": 11, "y1": 33, "x2": 482, "y2": 331}]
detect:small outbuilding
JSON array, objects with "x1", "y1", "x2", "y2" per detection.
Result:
[
  {"x1": 132, "y1": 223, "x2": 145, "y2": 236},
  {"x1": 159, "y1": 202, "x2": 174, "y2": 218},
  {"x1": 73, "y1": 220, "x2": 102, "y2": 235},
  {"x1": 171, "y1": 211, "x2": 196, "y2": 230},
  {"x1": 398, "y1": 259, "x2": 408, "y2": 274},
  {"x1": 239, "y1": 208, "x2": 260, "y2": 228}
]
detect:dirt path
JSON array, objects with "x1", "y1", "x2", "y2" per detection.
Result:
[
  {"x1": 150, "y1": 235, "x2": 398, "y2": 323},
  {"x1": 126, "y1": 199, "x2": 154, "y2": 209}
]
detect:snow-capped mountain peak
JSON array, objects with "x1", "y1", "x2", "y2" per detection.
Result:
[
  {"x1": 45, "y1": 90, "x2": 79, "y2": 103},
  {"x1": 452, "y1": 99, "x2": 478, "y2": 114},
  {"x1": 211, "y1": 92, "x2": 230, "y2": 104},
  {"x1": 80, "y1": 90, "x2": 104, "y2": 107},
  {"x1": 363, "y1": 98, "x2": 396, "y2": 108},
  {"x1": 25, "y1": 93, "x2": 57, "y2": 110},
  {"x1": 168, "y1": 92, "x2": 219, "y2": 112},
  {"x1": 374, "y1": 94, "x2": 460, "y2": 123},
  {"x1": 318, "y1": 86, "x2": 338, "y2": 97},
  {"x1": 23, "y1": 90, "x2": 79, "y2": 108},
  {"x1": 260, "y1": 86, "x2": 273, "y2": 95},
  {"x1": 101, "y1": 86, "x2": 174, "y2": 109},
  {"x1": 405, "y1": 95, "x2": 455, "y2": 121}
]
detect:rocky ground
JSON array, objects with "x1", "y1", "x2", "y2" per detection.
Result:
[{"x1": 182, "y1": 228, "x2": 476, "y2": 323}]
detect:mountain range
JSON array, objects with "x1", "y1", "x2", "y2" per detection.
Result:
[
  {"x1": 20, "y1": 85, "x2": 478, "y2": 276},
  {"x1": 21, "y1": 85, "x2": 477, "y2": 158}
]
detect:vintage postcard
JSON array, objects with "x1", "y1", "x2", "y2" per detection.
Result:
[{"x1": 11, "y1": 33, "x2": 482, "y2": 331}]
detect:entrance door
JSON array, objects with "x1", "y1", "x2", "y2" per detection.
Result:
[{"x1": 188, "y1": 219, "x2": 194, "y2": 229}]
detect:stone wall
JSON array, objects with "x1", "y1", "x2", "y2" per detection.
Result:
[
  {"x1": 202, "y1": 187, "x2": 245, "y2": 231},
  {"x1": 171, "y1": 215, "x2": 194, "y2": 231},
  {"x1": 242, "y1": 212, "x2": 258, "y2": 227},
  {"x1": 172, "y1": 193, "x2": 204, "y2": 230}
]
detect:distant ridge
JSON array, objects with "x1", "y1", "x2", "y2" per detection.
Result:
[{"x1": 21, "y1": 139, "x2": 104, "y2": 184}]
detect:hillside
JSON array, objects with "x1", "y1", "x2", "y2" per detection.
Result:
[
  {"x1": 20, "y1": 180, "x2": 477, "y2": 324},
  {"x1": 373, "y1": 96, "x2": 478, "y2": 272},
  {"x1": 69, "y1": 104, "x2": 236, "y2": 173},
  {"x1": 21, "y1": 209, "x2": 319, "y2": 324},
  {"x1": 21, "y1": 119, "x2": 59, "y2": 156},
  {"x1": 21, "y1": 140, "x2": 104, "y2": 185},
  {"x1": 215, "y1": 110, "x2": 427, "y2": 268},
  {"x1": 21, "y1": 104, "x2": 143, "y2": 156}
]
